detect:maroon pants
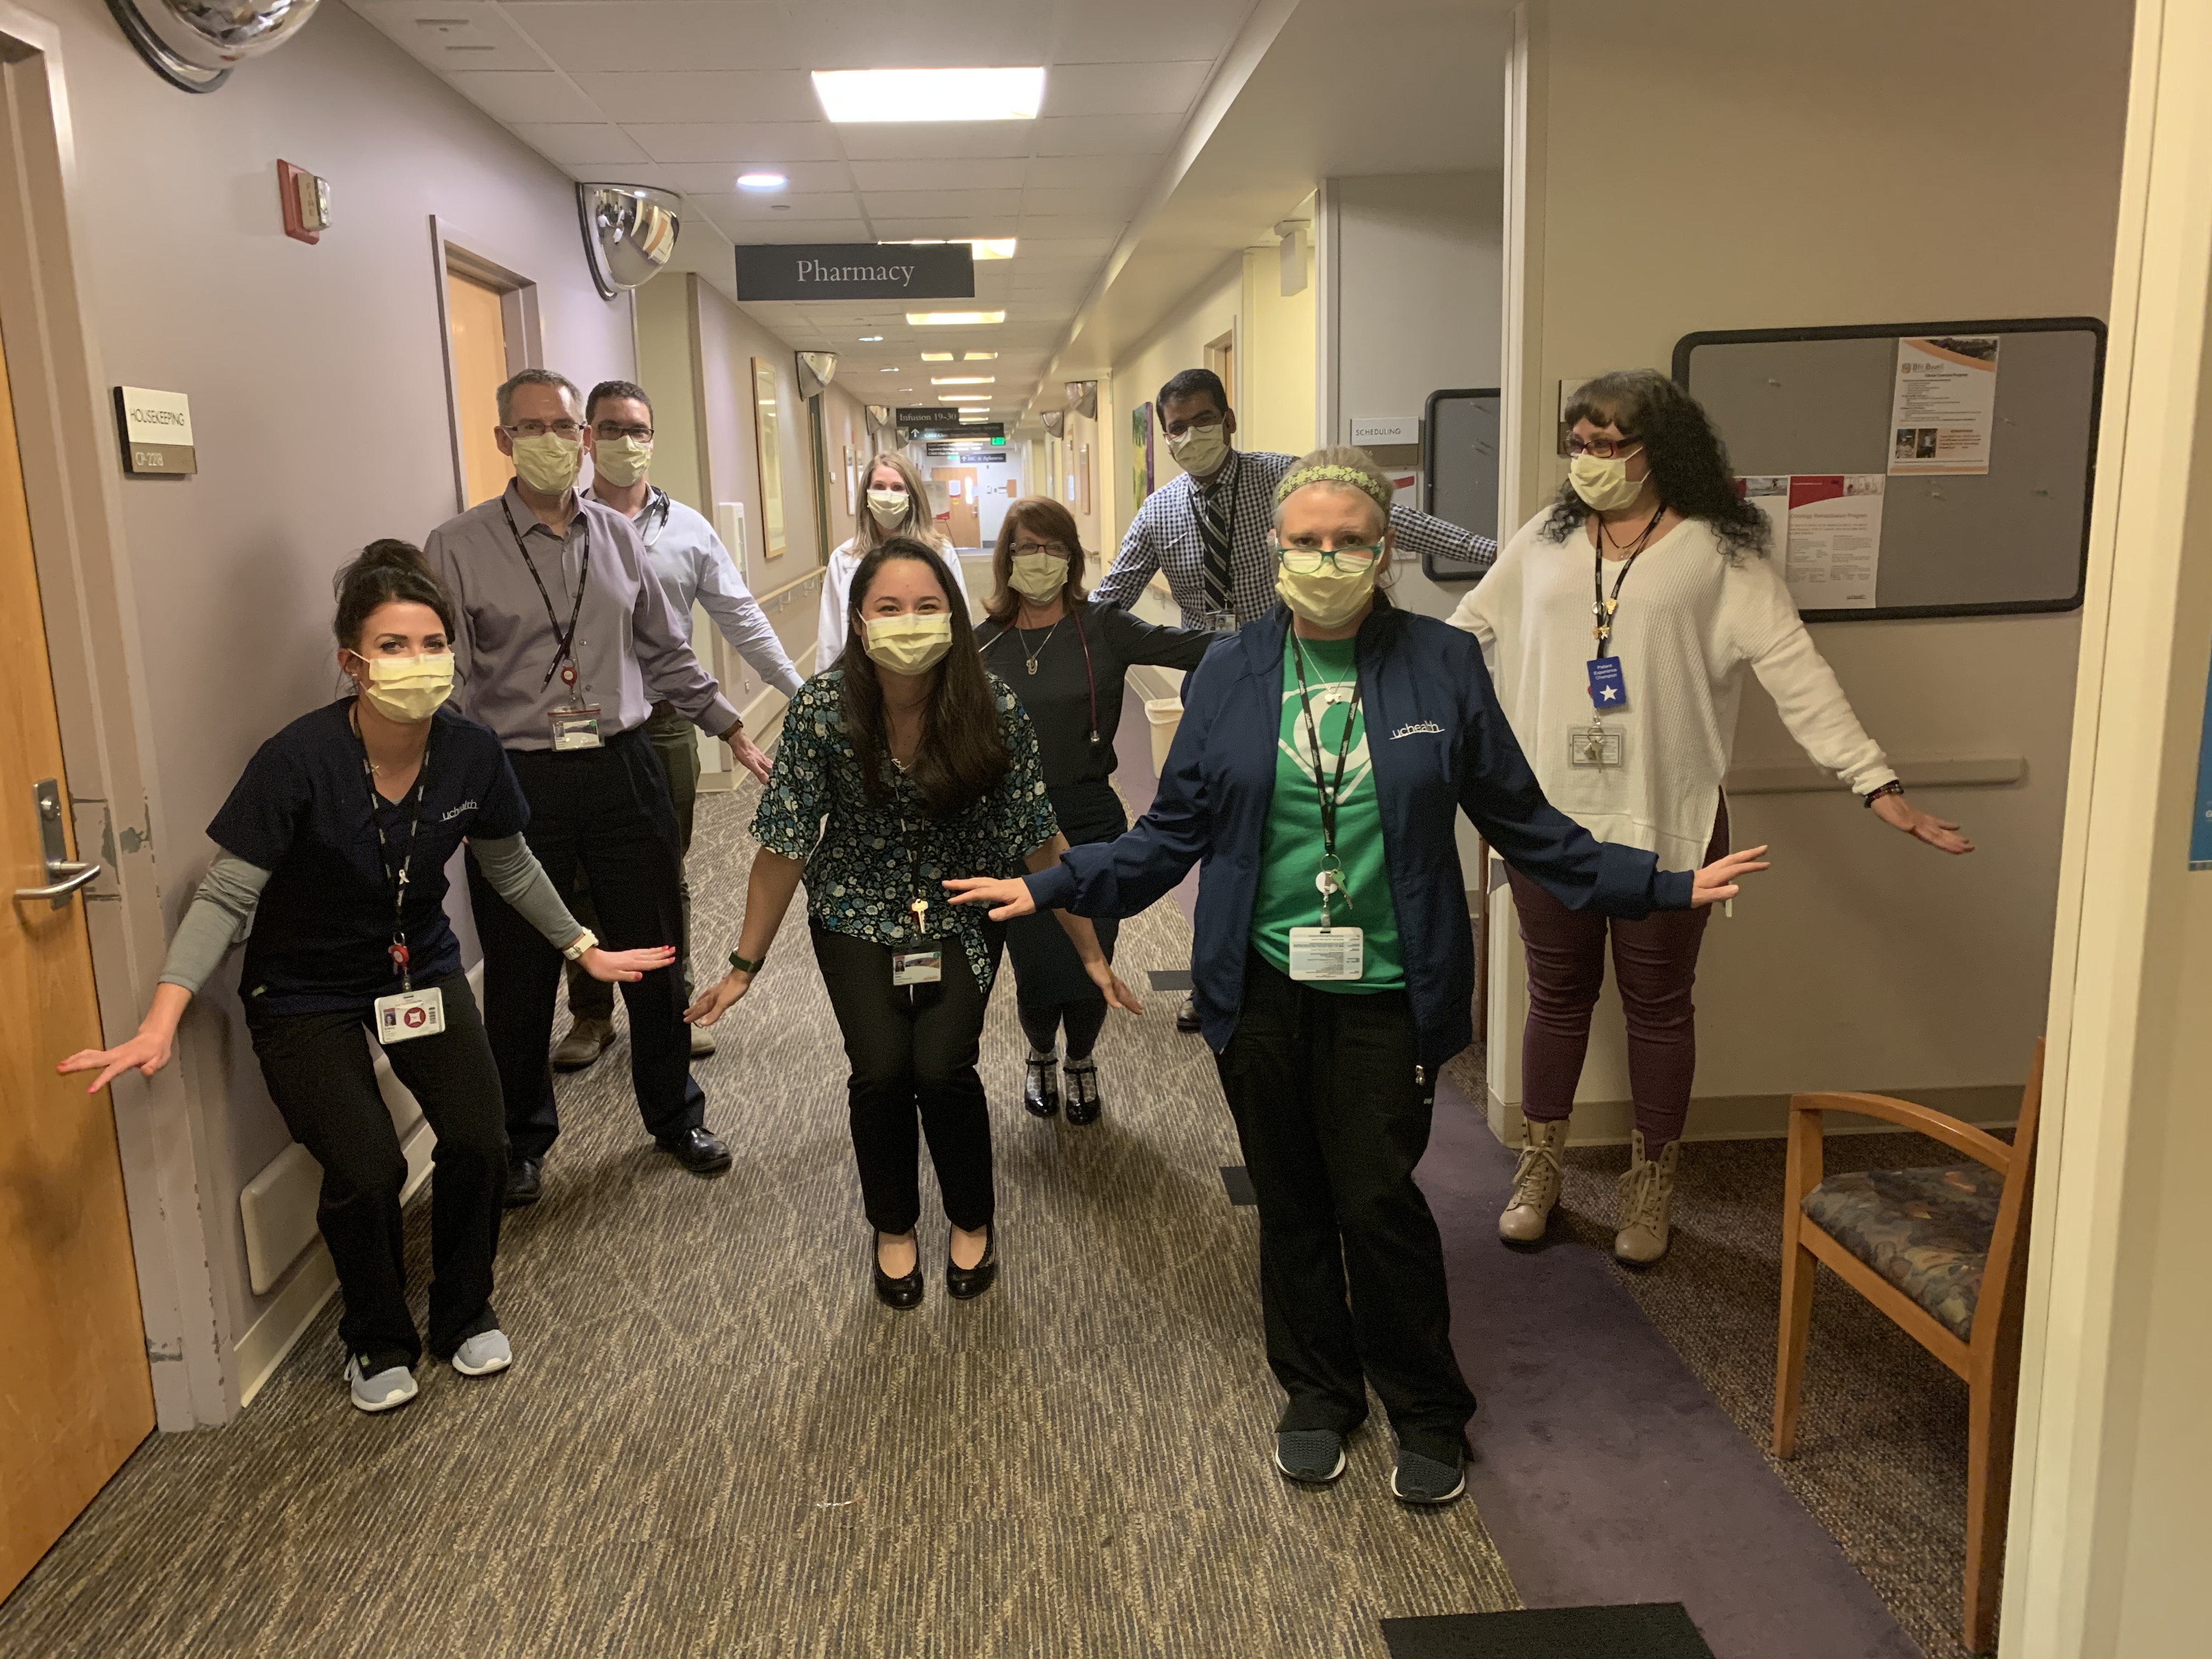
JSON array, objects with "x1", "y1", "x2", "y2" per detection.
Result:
[{"x1": 1507, "y1": 808, "x2": 1727, "y2": 1150}]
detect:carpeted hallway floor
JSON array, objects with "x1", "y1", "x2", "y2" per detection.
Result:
[{"x1": 0, "y1": 781, "x2": 1520, "y2": 1659}]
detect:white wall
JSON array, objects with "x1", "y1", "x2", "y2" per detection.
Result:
[{"x1": 1491, "y1": 0, "x2": 2132, "y2": 1139}]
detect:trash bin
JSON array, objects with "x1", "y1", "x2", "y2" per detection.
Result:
[{"x1": 1144, "y1": 697, "x2": 1184, "y2": 776}]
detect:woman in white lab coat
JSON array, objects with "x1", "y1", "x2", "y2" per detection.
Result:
[{"x1": 817, "y1": 452, "x2": 971, "y2": 665}]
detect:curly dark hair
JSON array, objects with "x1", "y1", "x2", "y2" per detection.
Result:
[{"x1": 1539, "y1": 370, "x2": 1769, "y2": 559}]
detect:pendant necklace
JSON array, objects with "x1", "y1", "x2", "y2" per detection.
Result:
[{"x1": 1018, "y1": 614, "x2": 1062, "y2": 675}]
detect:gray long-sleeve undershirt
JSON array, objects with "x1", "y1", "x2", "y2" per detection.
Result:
[{"x1": 155, "y1": 835, "x2": 585, "y2": 997}]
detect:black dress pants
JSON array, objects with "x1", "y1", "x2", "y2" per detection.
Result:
[
  {"x1": 470, "y1": 728, "x2": 705, "y2": 1163},
  {"x1": 811, "y1": 923, "x2": 999, "y2": 1235},
  {"x1": 245, "y1": 973, "x2": 504, "y2": 1372},
  {"x1": 1214, "y1": 951, "x2": 1477, "y2": 1463}
]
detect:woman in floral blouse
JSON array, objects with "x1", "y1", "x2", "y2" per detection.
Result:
[{"x1": 687, "y1": 538, "x2": 1139, "y2": 1307}]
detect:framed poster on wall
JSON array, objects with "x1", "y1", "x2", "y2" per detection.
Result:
[
  {"x1": 751, "y1": 357, "x2": 788, "y2": 559},
  {"x1": 1079, "y1": 442, "x2": 1092, "y2": 517},
  {"x1": 1132, "y1": 402, "x2": 1154, "y2": 507}
]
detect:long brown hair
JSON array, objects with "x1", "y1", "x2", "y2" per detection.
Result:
[
  {"x1": 837, "y1": 538, "x2": 1009, "y2": 815},
  {"x1": 984, "y1": 496, "x2": 1089, "y2": 628},
  {"x1": 855, "y1": 451, "x2": 944, "y2": 552}
]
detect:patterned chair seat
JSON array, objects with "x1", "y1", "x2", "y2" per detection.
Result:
[{"x1": 1801, "y1": 1164, "x2": 2004, "y2": 1341}]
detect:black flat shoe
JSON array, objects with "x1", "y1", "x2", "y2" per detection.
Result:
[
  {"x1": 873, "y1": 1233, "x2": 923, "y2": 1310},
  {"x1": 1175, "y1": 995, "x2": 1201, "y2": 1034},
  {"x1": 1063, "y1": 1060, "x2": 1101, "y2": 1125},
  {"x1": 503, "y1": 1158, "x2": 543, "y2": 1209},
  {"x1": 657, "y1": 1126, "x2": 732, "y2": 1176},
  {"x1": 1023, "y1": 1052, "x2": 1060, "y2": 1118},
  {"x1": 946, "y1": 1224, "x2": 998, "y2": 1300}
]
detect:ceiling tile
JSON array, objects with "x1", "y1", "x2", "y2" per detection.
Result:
[
  {"x1": 691, "y1": 191, "x2": 866, "y2": 223},
  {"x1": 835, "y1": 122, "x2": 1039, "y2": 161},
  {"x1": 1022, "y1": 153, "x2": 1159, "y2": 191},
  {"x1": 849, "y1": 158, "x2": 1032, "y2": 193},
  {"x1": 506, "y1": 122, "x2": 648, "y2": 165},
  {"x1": 1017, "y1": 213, "x2": 1133, "y2": 240},
  {"x1": 1054, "y1": 0, "x2": 1244, "y2": 65},
  {"x1": 1032, "y1": 114, "x2": 1181, "y2": 157},
  {"x1": 627, "y1": 122, "x2": 845, "y2": 164},
  {"x1": 860, "y1": 189, "x2": 1024, "y2": 219},
  {"x1": 501, "y1": 4, "x2": 797, "y2": 73},
  {"x1": 657, "y1": 160, "x2": 851, "y2": 195},
  {"x1": 870, "y1": 216, "x2": 1022, "y2": 241},
  {"x1": 351, "y1": 2, "x2": 549, "y2": 72},
  {"x1": 1022, "y1": 185, "x2": 1143, "y2": 218},
  {"x1": 697, "y1": 209, "x2": 875, "y2": 244},
  {"x1": 568, "y1": 70, "x2": 820, "y2": 124},
  {"x1": 1041, "y1": 61, "x2": 1214, "y2": 119},
  {"x1": 443, "y1": 71, "x2": 605, "y2": 125},
  {"x1": 780, "y1": 0, "x2": 1052, "y2": 68}
]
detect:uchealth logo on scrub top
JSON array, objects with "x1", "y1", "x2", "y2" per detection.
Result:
[{"x1": 1280, "y1": 685, "x2": 1373, "y2": 801}]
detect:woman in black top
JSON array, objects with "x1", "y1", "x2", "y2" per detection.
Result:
[
  {"x1": 59, "y1": 542, "x2": 671, "y2": 1415},
  {"x1": 974, "y1": 498, "x2": 1220, "y2": 1123}
]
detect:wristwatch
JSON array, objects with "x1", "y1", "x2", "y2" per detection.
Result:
[
  {"x1": 562, "y1": 929, "x2": 599, "y2": 961},
  {"x1": 729, "y1": 949, "x2": 767, "y2": 975}
]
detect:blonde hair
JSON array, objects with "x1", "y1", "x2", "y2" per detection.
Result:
[
  {"x1": 1271, "y1": 445, "x2": 1395, "y2": 533},
  {"x1": 857, "y1": 451, "x2": 947, "y2": 552}
]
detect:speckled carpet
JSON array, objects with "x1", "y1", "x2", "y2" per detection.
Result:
[{"x1": 0, "y1": 781, "x2": 1519, "y2": 1659}]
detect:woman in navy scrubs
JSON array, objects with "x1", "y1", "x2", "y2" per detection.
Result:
[{"x1": 60, "y1": 541, "x2": 672, "y2": 1414}]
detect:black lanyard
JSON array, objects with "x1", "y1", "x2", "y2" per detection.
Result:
[
  {"x1": 1589, "y1": 505, "x2": 1666, "y2": 658},
  {"x1": 1289, "y1": 635, "x2": 1362, "y2": 870},
  {"x1": 501, "y1": 498, "x2": 592, "y2": 692},
  {"x1": 352, "y1": 713, "x2": 431, "y2": 992},
  {"x1": 979, "y1": 608, "x2": 1102, "y2": 745}
]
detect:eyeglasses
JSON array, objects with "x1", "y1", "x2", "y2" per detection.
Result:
[
  {"x1": 594, "y1": 421, "x2": 653, "y2": 442},
  {"x1": 1564, "y1": 435, "x2": 1641, "y2": 459},
  {"x1": 506, "y1": 419, "x2": 584, "y2": 440},
  {"x1": 1160, "y1": 409, "x2": 1226, "y2": 438},
  {"x1": 1012, "y1": 540, "x2": 1070, "y2": 557},
  {"x1": 1277, "y1": 544, "x2": 1383, "y2": 575}
]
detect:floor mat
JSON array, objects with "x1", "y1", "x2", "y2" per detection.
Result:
[{"x1": 1381, "y1": 1603, "x2": 1717, "y2": 1658}]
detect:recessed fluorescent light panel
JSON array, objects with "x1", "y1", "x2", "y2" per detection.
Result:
[
  {"x1": 921, "y1": 352, "x2": 953, "y2": 361},
  {"x1": 908, "y1": 312, "x2": 1004, "y2": 326},
  {"x1": 940, "y1": 393, "x2": 991, "y2": 402},
  {"x1": 881, "y1": 237, "x2": 1018, "y2": 261},
  {"x1": 815, "y1": 67, "x2": 1044, "y2": 124},
  {"x1": 959, "y1": 411, "x2": 992, "y2": 422},
  {"x1": 932, "y1": 376, "x2": 995, "y2": 385},
  {"x1": 963, "y1": 352, "x2": 998, "y2": 360},
  {"x1": 859, "y1": 335, "x2": 884, "y2": 342},
  {"x1": 735, "y1": 172, "x2": 787, "y2": 190}
]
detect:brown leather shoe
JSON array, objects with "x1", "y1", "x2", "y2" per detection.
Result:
[{"x1": 551, "y1": 1015, "x2": 615, "y2": 1072}]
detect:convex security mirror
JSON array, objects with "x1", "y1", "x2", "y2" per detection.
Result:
[
  {"x1": 796, "y1": 353, "x2": 839, "y2": 398},
  {"x1": 578, "y1": 185, "x2": 682, "y2": 300},
  {"x1": 104, "y1": 0, "x2": 321, "y2": 92}
]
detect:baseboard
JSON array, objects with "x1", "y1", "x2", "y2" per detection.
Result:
[{"x1": 1482, "y1": 1082, "x2": 2022, "y2": 1148}]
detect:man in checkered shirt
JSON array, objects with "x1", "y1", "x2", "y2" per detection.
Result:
[{"x1": 1093, "y1": 368, "x2": 1498, "y2": 629}]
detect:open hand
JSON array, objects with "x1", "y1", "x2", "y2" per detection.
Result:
[
  {"x1": 1871, "y1": 792, "x2": 1974, "y2": 854},
  {"x1": 727, "y1": 726, "x2": 773, "y2": 785},
  {"x1": 685, "y1": 970, "x2": 752, "y2": 1028},
  {"x1": 582, "y1": 944, "x2": 677, "y2": 983},
  {"x1": 58, "y1": 1029, "x2": 174, "y2": 1096},
  {"x1": 1692, "y1": 845, "x2": 1770, "y2": 907},
  {"x1": 1084, "y1": 958, "x2": 1144, "y2": 1014},
  {"x1": 943, "y1": 875, "x2": 1036, "y2": 921}
]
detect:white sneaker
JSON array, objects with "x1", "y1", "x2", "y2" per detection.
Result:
[
  {"x1": 450, "y1": 1328, "x2": 513, "y2": 1378},
  {"x1": 344, "y1": 1356, "x2": 419, "y2": 1413}
]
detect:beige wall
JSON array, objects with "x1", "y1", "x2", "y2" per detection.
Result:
[
  {"x1": 1488, "y1": 0, "x2": 2132, "y2": 1138},
  {"x1": 8, "y1": 0, "x2": 640, "y2": 1413}
]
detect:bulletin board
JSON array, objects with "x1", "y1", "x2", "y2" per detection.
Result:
[
  {"x1": 1673, "y1": 317, "x2": 2104, "y2": 622},
  {"x1": 1420, "y1": 386, "x2": 1500, "y2": 580}
]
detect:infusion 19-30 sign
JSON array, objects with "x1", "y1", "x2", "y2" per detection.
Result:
[{"x1": 733, "y1": 243, "x2": 974, "y2": 302}]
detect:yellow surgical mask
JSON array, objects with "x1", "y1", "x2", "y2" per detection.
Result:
[
  {"x1": 867, "y1": 488, "x2": 912, "y2": 530},
  {"x1": 592, "y1": 435, "x2": 653, "y2": 488},
  {"x1": 864, "y1": 612, "x2": 953, "y2": 676},
  {"x1": 1166, "y1": 421, "x2": 1231, "y2": 477},
  {"x1": 353, "y1": 652, "x2": 454, "y2": 723},
  {"x1": 1275, "y1": 561, "x2": 1377, "y2": 630},
  {"x1": 1567, "y1": 450, "x2": 1647, "y2": 512},
  {"x1": 511, "y1": 432, "x2": 582, "y2": 495},
  {"x1": 1008, "y1": 552, "x2": 1068, "y2": 603}
]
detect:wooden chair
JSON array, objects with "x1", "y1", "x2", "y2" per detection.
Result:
[{"x1": 1771, "y1": 1040, "x2": 2044, "y2": 1657}]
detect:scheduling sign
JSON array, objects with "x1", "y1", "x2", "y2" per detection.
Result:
[{"x1": 733, "y1": 243, "x2": 974, "y2": 302}]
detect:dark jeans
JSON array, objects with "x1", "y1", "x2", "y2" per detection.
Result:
[
  {"x1": 1214, "y1": 951, "x2": 1476, "y2": 1463},
  {"x1": 1008, "y1": 783, "x2": 1124, "y2": 1062},
  {"x1": 1018, "y1": 996, "x2": 1108, "y2": 1062},
  {"x1": 1508, "y1": 804, "x2": 1727, "y2": 1150},
  {"x1": 811, "y1": 923, "x2": 1000, "y2": 1235},
  {"x1": 470, "y1": 727, "x2": 706, "y2": 1163},
  {"x1": 568, "y1": 703, "x2": 701, "y2": 1018},
  {"x1": 245, "y1": 972, "x2": 504, "y2": 1371}
]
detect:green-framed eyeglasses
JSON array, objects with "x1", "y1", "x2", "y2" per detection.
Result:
[{"x1": 1276, "y1": 543, "x2": 1383, "y2": 575}]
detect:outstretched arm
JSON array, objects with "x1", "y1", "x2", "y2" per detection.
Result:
[
  {"x1": 686, "y1": 847, "x2": 807, "y2": 1026},
  {"x1": 469, "y1": 834, "x2": 675, "y2": 982},
  {"x1": 1022, "y1": 834, "x2": 1143, "y2": 1013}
]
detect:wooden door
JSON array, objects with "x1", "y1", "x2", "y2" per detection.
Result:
[
  {"x1": 936, "y1": 466, "x2": 981, "y2": 549},
  {"x1": 445, "y1": 267, "x2": 511, "y2": 506},
  {"x1": 0, "y1": 321, "x2": 155, "y2": 1600}
]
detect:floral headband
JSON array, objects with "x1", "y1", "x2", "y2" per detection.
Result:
[{"x1": 1274, "y1": 462, "x2": 1391, "y2": 511}]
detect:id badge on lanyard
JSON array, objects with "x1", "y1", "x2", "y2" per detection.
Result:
[
  {"x1": 375, "y1": 985, "x2": 446, "y2": 1045},
  {"x1": 505, "y1": 500, "x2": 603, "y2": 750},
  {"x1": 1288, "y1": 640, "x2": 1365, "y2": 982}
]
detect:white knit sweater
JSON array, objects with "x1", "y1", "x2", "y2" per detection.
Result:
[{"x1": 1452, "y1": 513, "x2": 1897, "y2": 872}]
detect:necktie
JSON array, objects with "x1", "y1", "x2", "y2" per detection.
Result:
[{"x1": 1198, "y1": 458, "x2": 1235, "y2": 620}]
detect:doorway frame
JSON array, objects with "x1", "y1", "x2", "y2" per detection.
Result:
[
  {"x1": 0, "y1": 9, "x2": 230, "y2": 1429},
  {"x1": 430, "y1": 218, "x2": 543, "y2": 516}
]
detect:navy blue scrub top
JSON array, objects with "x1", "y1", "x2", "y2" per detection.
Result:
[{"x1": 207, "y1": 699, "x2": 528, "y2": 1017}]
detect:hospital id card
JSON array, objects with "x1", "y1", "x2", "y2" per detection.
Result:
[
  {"x1": 374, "y1": 986, "x2": 445, "y2": 1046},
  {"x1": 1287, "y1": 926, "x2": 1364, "y2": 981},
  {"x1": 550, "y1": 704, "x2": 604, "y2": 751},
  {"x1": 1568, "y1": 723, "x2": 1627, "y2": 769},
  {"x1": 892, "y1": 950, "x2": 943, "y2": 986}
]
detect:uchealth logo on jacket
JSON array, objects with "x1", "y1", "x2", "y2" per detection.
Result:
[{"x1": 1279, "y1": 684, "x2": 1372, "y2": 800}]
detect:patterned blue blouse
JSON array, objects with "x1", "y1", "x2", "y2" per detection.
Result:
[{"x1": 751, "y1": 669, "x2": 1060, "y2": 990}]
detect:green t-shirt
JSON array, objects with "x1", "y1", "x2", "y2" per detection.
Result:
[{"x1": 1249, "y1": 633, "x2": 1404, "y2": 994}]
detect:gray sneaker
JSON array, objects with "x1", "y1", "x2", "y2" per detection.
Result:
[
  {"x1": 344, "y1": 1356, "x2": 418, "y2": 1413},
  {"x1": 450, "y1": 1328, "x2": 513, "y2": 1378},
  {"x1": 1274, "y1": 1428, "x2": 1347, "y2": 1485},
  {"x1": 1391, "y1": 1444, "x2": 1466, "y2": 1506}
]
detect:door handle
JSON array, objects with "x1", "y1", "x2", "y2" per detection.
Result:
[{"x1": 15, "y1": 778, "x2": 101, "y2": 910}]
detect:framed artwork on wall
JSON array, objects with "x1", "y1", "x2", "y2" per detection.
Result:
[
  {"x1": 1079, "y1": 442, "x2": 1092, "y2": 517},
  {"x1": 1132, "y1": 402, "x2": 1154, "y2": 508},
  {"x1": 751, "y1": 357, "x2": 788, "y2": 559}
]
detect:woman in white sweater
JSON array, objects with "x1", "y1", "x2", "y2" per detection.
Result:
[
  {"x1": 1453, "y1": 370, "x2": 1972, "y2": 1263},
  {"x1": 817, "y1": 452, "x2": 970, "y2": 666}
]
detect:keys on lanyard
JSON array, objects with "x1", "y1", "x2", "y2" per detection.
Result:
[{"x1": 1587, "y1": 504, "x2": 1665, "y2": 710}]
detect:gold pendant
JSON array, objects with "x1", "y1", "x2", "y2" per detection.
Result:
[{"x1": 1025, "y1": 659, "x2": 1038, "y2": 675}]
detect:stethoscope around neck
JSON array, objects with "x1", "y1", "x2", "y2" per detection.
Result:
[{"x1": 979, "y1": 603, "x2": 1102, "y2": 748}]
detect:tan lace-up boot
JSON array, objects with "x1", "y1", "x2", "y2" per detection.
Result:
[
  {"x1": 1498, "y1": 1118, "x2": 1568, "y2": 1242},
  {"x1": 1614, "y1": 1131, "x2": 1683, "y2": 1264}
]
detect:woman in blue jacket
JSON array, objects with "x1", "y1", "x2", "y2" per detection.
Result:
[{"x1": 949, "y1": 447, "x2": 1766, "y2": 1506}]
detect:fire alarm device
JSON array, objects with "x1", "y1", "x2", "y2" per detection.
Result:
[{"x1": 277, "y1": 160, "x2": 330, "y2": 244}]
